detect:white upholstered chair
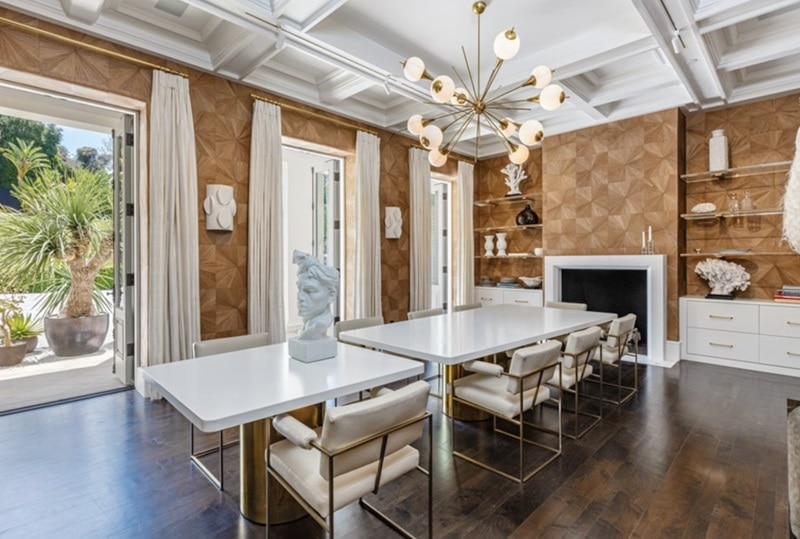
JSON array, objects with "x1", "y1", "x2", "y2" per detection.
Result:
[
  {"x1": 545, "y1": 301, "x2": 588, "y2": 311},
  {"x1": 451, "y1": 340, "x2": 563, "y2": 482},
  {"x1": 452, "y1": 302, "x2": 482, "y2": 312},
  {"x1": 333, "y1": 315, "x2": 384, "y2": 339},
  {"x1": 266, "y1": 380, "x2": 432, "y2": 538},
  {"x1": 591, "y1": 313, "x2": 638, "y2": 405},
  {"x1": 547, "y1": 326, "x2": 602, "y2": 439},
  {"x1": 407, "y1": 307, "x2": 444, "y2": 320},
  {"x1": 191, "y1": 332, "x2": 270, "y2": 490}
]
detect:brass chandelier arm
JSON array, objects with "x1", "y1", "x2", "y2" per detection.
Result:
[
  {"x1": 479, "y1": 59, "x2": 505, "y2": 104},
  {"x1": 461, "y1": 46, "x2": 479, "y2": 99},
  {"x1": 443, "y1": 112, "x2": 477, "y2": 152},
  {"x1": 486, "y1": 80, "x2": 535, "y2": 104},
  {"x1": 452, "y1": 65, "x2": 476, "y2": 103},
  {"x1": 482, "y1": 114, "x2": 515, "y2": 154}
]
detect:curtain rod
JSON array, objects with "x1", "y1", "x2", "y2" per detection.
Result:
[
  {"x1": 410, "y1": 143, "x2": 476, "y2": 164},
  {"x1": 251, "y1": 93, "x2": 378, "y2": 136},
  {"x1": 0, "y1": 15, "x2": 188, "y2": 78}
]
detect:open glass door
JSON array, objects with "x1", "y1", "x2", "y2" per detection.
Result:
[
  {"x1": 112, "y1": 114, "x2": 135, "y2": 385},
  {"x1": 431, "y1": 180, "x2": 450, "y2": 310},
  {"x1": 312, "y1": 159, "x2": 342, "y2": 321}
]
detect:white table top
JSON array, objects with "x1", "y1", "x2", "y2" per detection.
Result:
[
  {"x1": 338, "y1": 304, "x2": 616, "y2": 365},
  {"x1": 141, "y1": 341, "x2": 424, "y2": 432}
]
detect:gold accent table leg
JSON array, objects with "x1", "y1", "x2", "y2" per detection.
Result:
[
  {"x1": 239, "y1": 404, "x2": 323, "y2": 524},
  {"x1": 444, "y1": 364, "x2": 489, "y2": 420}
]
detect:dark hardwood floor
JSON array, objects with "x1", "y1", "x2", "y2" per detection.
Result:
[{"x1": 0, "y1": 360, "x2": 796, "y2": 538}]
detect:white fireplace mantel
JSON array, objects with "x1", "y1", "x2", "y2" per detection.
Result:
[{"x1": 544, "y1": 255, "x2": 667, "y2": 364}]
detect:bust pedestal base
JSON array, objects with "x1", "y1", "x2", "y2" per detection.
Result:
[{"x1": 289, "y1": 336, "x2": 337, "y2": 362}]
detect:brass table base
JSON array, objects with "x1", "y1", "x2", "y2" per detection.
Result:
[{"x1": 444, "y1": 364, "x2": 490, "y2": 421}]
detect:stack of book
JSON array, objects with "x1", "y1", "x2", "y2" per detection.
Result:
[{"x1": 774, "y1": 285, "x2": 800, "y2": 303}]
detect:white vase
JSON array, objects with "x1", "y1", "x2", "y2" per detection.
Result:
[
  {"x1": 495, "y1": 233, "x2": 507, "y2": 256},
  {"x1": 709, "y1": 129, "x2": 729, "y2": 172},
  {"x1": 484, "y1": 235, "x2": 495, "y2": 257}
]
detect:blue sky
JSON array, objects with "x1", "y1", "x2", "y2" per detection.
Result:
[{"x1": 58, "y1": 125, "x2": 110, "y2": 156}]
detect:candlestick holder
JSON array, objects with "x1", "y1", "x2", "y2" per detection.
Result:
[
  {"x1": 641, "y1": 244, "x2": 647, "y2": 255},
  {"x1": 647, "y1": 240, "x2": 654, "y2": 254}
]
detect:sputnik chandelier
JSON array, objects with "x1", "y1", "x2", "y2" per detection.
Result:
[{"x1": 402, "y1": 1, "x2": 566, "y2": 167}]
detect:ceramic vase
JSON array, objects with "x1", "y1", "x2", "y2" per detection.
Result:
[
  {"x1": 495, "y1": 233, "x2": 508, "y2": 256},
  {"x1": 484, "y1": 235, "x2": 495, "y2": 257},
  {"x1": 515, "y1": 204, "x2": 539, "y2": 225},
  {"x1": 709, "y1": 129, "x2": 728, "y2": 172}
]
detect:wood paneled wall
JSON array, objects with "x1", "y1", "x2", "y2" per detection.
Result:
[{"x1": 684, "y1": 94, "x2": 800, "y2": 300}]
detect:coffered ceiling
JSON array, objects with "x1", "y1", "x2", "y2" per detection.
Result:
[{"x1": 2, "y1": 0, "x2": 799, "y2": 159}]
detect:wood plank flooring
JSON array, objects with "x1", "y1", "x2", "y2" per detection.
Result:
[{"x1": 0, "y1": 360, "x2": 796, "y2": 538}]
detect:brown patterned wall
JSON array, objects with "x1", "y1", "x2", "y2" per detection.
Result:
[
  {"x1": 541, "y1": 110, "x2": 682, "y2": 340},
  {"x1": 684, "y1": 94, "x2": 800, "y2": 301},
  {"x1": 0, "y1": 8, "x2": 422, "y2": 338},
  {"x1": 474, "y1": 152, "x2": 544, "y2": 284}
]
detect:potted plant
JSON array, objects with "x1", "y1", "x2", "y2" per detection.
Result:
[
  {"x1": 0, "y1": 297, "x2": 26, "y2": 366},
  {"x1": 8, "y1": 313, "x2": 43, "y2": 353},
  {"x1": 0, "y1": 140, "x2": 112, "y2": 357}
]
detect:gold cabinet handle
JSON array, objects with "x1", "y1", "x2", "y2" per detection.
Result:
[
  {"x1": 787, "y1": 351, "x2": 800, "y2": 357},
  {"x1": 514, "y1": 300, "x2": 527, "y2": 304},
  {"x1": 787, "y1": 321, "x2": 800, "y2": 326},
  {"x1": 709, "y1": 342, "x2": 733, "y2": 348},
  {"x1": 708, "y1": 314, "x2": 734, "y2": 320}
]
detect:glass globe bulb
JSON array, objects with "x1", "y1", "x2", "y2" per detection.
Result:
[
  {"x1": 499, "y1": 118, "x2": 517, "y2": 137},
  {"x1": 539, "y1": 84, "x2": 565, "y2": 111},
  {"x1": 429, "y1": 147, "x2": 447, "y2": 167},
  {"x1": 451, "y1": 87, "x2": 468, "y2": 105},
  {"x1": 420, "y1": 124, "x2": 443, "y2": 149},
  {"x1": 493, "y1": 29, "x2": 520, "y2": 60},
  {"x1": 530, "y1": 65, "x2": 552, "y2": 89},
  {"x1": 402, "y1": 57, "x2": 426, "y2": 81},
  {"x1": 430, "y1": 75, "x2": 455, "y2": 103},
  {"x1": 509, "y1": 144, "x2": 529, "y2": 165},
  {"x1": 407, "y1": 114, "x2": 424, "y2": 135},
  {"x1": 519, "y1": 119, "x2": 544, "y2": 145}
]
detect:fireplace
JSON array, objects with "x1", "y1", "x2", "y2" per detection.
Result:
[{"x1": 544, "y1": 255, "x2": 666, "y2": 363}]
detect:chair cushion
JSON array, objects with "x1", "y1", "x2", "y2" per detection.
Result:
[
  {"x1": 606, "y1": 314, "x2": 636, "y2": 348},
  {"x1": 454, "y1": 373, "x2": 550, "y2": 419},
  {"x1": 193, "y1": 332, "x2": 270, "y2": 357},
  {"x1": 317, "y1": 380, "x2": 429, "y2": 479},
  {"x1": 562, "y1": 326, "x2": 601, "y2": 368},
  {"x1": 506, "y1": 340, "x2": 562, "y2": 394},
  {"x1": 269, "y1": 434, "x2": 419, "y2": 519},
  {"x1": 548, "y1": 363, "x2": 593, "y2": 389}
]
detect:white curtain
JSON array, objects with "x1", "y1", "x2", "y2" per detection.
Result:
[
  {"x1": 354, "y1": 131, "x2": 382, "y2": 318},
  {"x1": 409, "y1": 148, "x2": 431, "y2": 311},
  {"x1": 147, "y1": 70, "x2": 201, "y2": 388},
  {"x1": 248, "y1": 101, "x2": 285, "y2": 344},
  {"x1": 455, "y1": 160, "x2": 475, "y2": 305}
]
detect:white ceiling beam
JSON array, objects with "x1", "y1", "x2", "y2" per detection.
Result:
[
  {"x1": 298, "y1": 0, "x2": 349, "y2": 32},
  {"x1": 554, "y1": 37, "x2": 660, "y2": 79},
  {"x1": 59, "y1": 0, "x2": 107, "y2": 24},
  {"x1": 588, "y1": 72, "x2": 681, "y2": 107},
  {"x1": 695, "y1": 0, "x2": 800, "y2": 33},
  {"x1": 718, "y1": 39, "x2": 800, "y2": 72},
  {"x1": 317, "y1": 70, "x2": 373, "y2": 103},
  {"x1": 270, "y1": 0, "x2": 292, "y2": 19}
]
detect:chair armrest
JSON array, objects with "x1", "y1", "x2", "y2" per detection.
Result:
[
  {"x1": 463, "y1": 360, "x2": 504, "y2": 377},
  {"x1": 273, "y1": 414, "x2": 318, "y2": 449},
  {"x1": 370, "y1": 386, "x2": 394, "y2": 399}
]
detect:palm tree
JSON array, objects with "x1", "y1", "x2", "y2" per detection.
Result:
[{"x1": 0, "y1": 140, "x2": 113, "y2": 318}]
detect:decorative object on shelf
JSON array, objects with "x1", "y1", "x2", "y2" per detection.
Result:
[
  {"x1": 203, "y1": 184, "x2": 236, "y2": 231},
  {"x1": 495, "y1": 232, "x2": 508, "y2": 256},
  {"x1": 741, "y1": 191, "x2": 754, "y2": 211},
  {"x1": 484, "y1": 235, "x2": 495, "y2": 257},
  {"x1": 519, "y1": 276, "x2": 542, "y2": 289},
  {"x1": 783, "y1": 126, "x2": 800, "y2": 253},
  {"x1": 501, "y1": 163, "x2": 529, "y2": 196},
  {"x1": 728, "y1": 192, "x2": 739, "y2": 212},
  {"x1": 515, "y1": 203, "x2": 539, "y2": 225},
  {"x1": 694, "y1": 258, "x2": 750, "y2": 299},
  {"x1": 691, "y1": 202, "x2": 716, "y2": 213},
  {"x1": 534, "y1": 247, "x2": 543, "y2": 256},
  {"x1": 402, "y1": 1, "x2": 565, "y2": 167},
  {"x1": 709, "y1": 129, "x2": 729, "y2": 172},
  {"x1": 478, "y1": 277, "x2": 495, "y2": 287},
  {"x1": 384, "y1": 206, "x2": 402, "y2": 238},
  {"x1": 288, "y1": 250, "x2": 339, "y2": 363}
]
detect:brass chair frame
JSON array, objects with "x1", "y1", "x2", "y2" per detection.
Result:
[
  {"x1": 266, "y1": 412, "x2": 433, "y2": 539},
  {"x1": 450, "y1": 361, "x2": 563, "y2": 483},
  {"x1": 590, "y1": 327, "x2": 640, "y2": 406},
  {"x1": 547, "y1": 341, "x2": 603, "y2": 440}
]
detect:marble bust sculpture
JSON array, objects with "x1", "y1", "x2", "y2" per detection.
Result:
[{"x1": 288, "y1": 250, "x2": 340, "y2": 362}]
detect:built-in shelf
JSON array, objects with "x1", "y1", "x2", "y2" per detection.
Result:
[
  {"x1": 474, "y1": 224, "x2": 543, "y2": 233},
  {"x1": 473, "y1": 193, "x2": 541, "y2": 207},
  {"x1": 680, "y1": 251, "x2": 798, "y2": 258},
  {"x1": 680, "y1": 161, "x2": 791, "y2": 183},
  {"x1": 475, "y1": 254, "x2": 541, "y2": 259},
  {"x1": 680, "y1": 208, "x2": 783, "y2": 220}
]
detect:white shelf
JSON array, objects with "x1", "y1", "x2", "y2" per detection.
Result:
[
  {"x1": 474, "y1": 193, "x2": 541, "y2": 207},
  {"x1": 474, "y1": 224, "x2": 542, "y2": 233},
  {"x1": 680, "y1": 161, "x2": 791, "y2": 183}
]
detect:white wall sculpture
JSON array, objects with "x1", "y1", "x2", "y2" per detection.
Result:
[
  {"x1": 203, "y1": 184, "x2": 237, "y2": 231},
  {"x1": 385, "y1": 206, "x2": 402, "y2": 238}
]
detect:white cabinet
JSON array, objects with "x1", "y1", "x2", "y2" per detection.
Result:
[
  {"x1": 680, "y1": 296, "x2": 800, "y2": 376},
  {"x1": 475, "y1": 286, "x2": 542, "y2": 307}
]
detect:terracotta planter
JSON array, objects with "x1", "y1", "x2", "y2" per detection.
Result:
[
  {"x1": 0, "y1": 342, "x2": 27, "y2": 366},
  {"x1": 44, "y1": 313, "x2": 109, "y2": 357}
]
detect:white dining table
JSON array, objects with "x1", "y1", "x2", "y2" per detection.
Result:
[
  {"x1": 141, "y1": 341, "x2": 423, "y2": 524},
  {"x1": 338, "y1": 303, "x2": 616, "y2": 364}
]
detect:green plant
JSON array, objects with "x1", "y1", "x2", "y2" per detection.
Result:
[
  {"x1": 0, "y1": 141, "x2": 113, "y2": 318},
  {"x1": 8, "y1": 313, "x2": 43, "y2": 340},
  {"x1": 0, "y1": 298, "x2": 22, "y2": 347}
]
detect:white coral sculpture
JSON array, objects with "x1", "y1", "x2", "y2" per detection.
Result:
[
  {"x1": 501, "y1": 163, "x2": 528, "y2": 196},
  {"x1": 695, "y1": 258, "x2": 750, "y2": 296},
  {"x1": 783, "y1": 126, "x2": 800, "y2": 253}
]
